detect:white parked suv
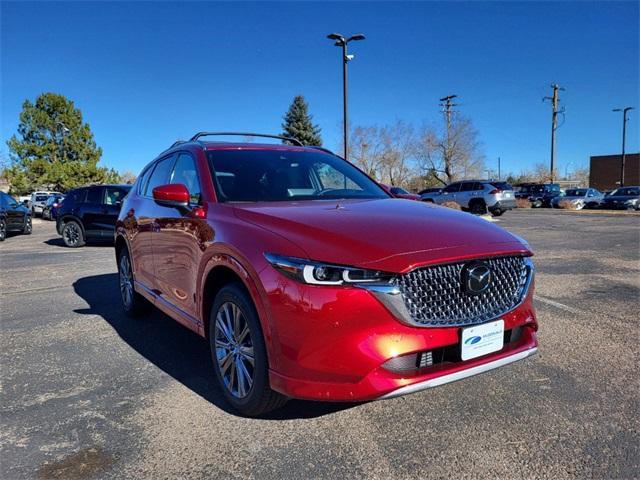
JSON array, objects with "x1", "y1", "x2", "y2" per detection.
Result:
[
  {"x1": 421, "y1": 180, "x2": 516, "y2": 216},
  {"x1": 30, "y1": 191, "x2": 61, "y2": 216}
]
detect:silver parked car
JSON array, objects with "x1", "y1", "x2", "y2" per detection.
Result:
[
  {"x1": 30, "y1": 190, "x2": 62, "y2": 216},
  {"x1": 551, "y1": 188, "x2": 603, "y2": 210},
  {"x1": 421, "y1": 180, "x2": 516, "y2": 216}
]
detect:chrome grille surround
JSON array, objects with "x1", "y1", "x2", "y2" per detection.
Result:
[{"x1": 393, "y1": 256, "x2": 532, "y2": 327}]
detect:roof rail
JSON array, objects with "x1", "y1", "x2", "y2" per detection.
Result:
[
  {"x1": 169, "y1": 140, "x2": 186, "y2": 149},
  {"x1": 189, "y1": 132, "x2": 304, "y2": 147},
  {"x1": 309, "y1": 145, "x2": 337, "y2": 156}
]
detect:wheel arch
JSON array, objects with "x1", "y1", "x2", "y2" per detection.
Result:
[
  {"x1": 59, "y1": 214, "x2": 85, "y2": 234},
  {"x1": 199, "y1": 253, "x2": 278, "y2": 369}
]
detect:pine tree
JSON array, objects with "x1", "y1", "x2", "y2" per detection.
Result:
[
  {"x1": 6, "y1": 92, "x2": 118, "y2": 194},
  {"x1": 281, "y1": 95, "x2": 323, "y2": 146}
]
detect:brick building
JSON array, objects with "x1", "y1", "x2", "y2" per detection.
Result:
[{"x1": 589, "y1": 153, "x2": 640, "y2": 191}]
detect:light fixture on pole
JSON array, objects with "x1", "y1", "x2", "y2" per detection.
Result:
[
  {"x1": 327, "y1": 32, "x2": 365, "y2": 160},
  {"x1": 612, "y1": 107, "x2": 634, "y2": 187}
]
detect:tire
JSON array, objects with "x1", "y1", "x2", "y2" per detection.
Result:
[
  {"x1": 0, "y1": 219, "x2": 6, "y2": 242},
  {"x1": 491, "y1": 209, "x2": 504, "y2": 217},
  {"x1": 22, "y1": 216, "x2": 32, "y2": 235},
  {"x1": 470, "y1": 201, "x2": 487, "y2": 215},
  {"x1": 117, "y1": 247, "x2": 148, "y2": 317},
  {"x1": 422, "y1": 199, "x2": 434, "y2": 203},
  {"x1": 62, "y1": 220, "x2": 85, "y2": 247},
  {"x1": 209, "y1": 284, "x2": 287, "y2": 416},
  {"x1": 532, "y1": 200, "x2": 542, "y2": 208}
]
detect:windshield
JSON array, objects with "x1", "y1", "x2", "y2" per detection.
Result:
[
  {"x1": 35, "y1": 195, "x2": 49, "y2": 202},
  {"x1": 207, "y1": 149, "x2": 389, "y2": 202},
  {"x1": 611, "y1": 187, "x2": 639, "y2": 196},
  {"x1": 566, "y1": 189, "x2": 587, "y2": 196}
]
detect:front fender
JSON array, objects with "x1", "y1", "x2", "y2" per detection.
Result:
[{"x1": 198, "y1": 246, "x2": 281, "y2": 370}]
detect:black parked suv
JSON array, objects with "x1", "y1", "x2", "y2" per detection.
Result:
[
  {"x1": 516, "y1": 183, "x2": 562, "y2": 208},
  {"x1": 56, "y1": 184, "x2": 131, "y2": 247},
  {"x1": 0, "y1": 192, "x2": 32, "y2": 241}
]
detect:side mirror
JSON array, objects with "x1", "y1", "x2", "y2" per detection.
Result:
[{"x1": 152, "y1": 184, "x2": 190, "y2": 209}]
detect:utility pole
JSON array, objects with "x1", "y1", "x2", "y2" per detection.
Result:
[
  {"x1": 544, "y1": 84, "x2": 565, "y2": 183},
  {"x1": 612, "y1": 107, "x2": 634, "y2": 186},
  {"x1": 498, "y1": 157, "x2": 501, "y2": 180},
  {"x1": 439, "y1": 95, "x2": 459, "y2": 182}
]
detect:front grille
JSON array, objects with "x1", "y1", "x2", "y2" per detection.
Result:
[{"x1": 394, "y1": 256, "x2": 531, "y2": 327}]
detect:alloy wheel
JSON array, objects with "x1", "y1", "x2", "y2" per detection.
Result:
[
  {"x1": 63, "y1": 223, "x2": 80, "y2": 246},
  {"x1": 119, "y1": 254, "x2": 134, "y2": 309},
  {"x1": 0, "y1": 220, "x2": 5, "y2": 241},
  {"x1": 24, "y1": 217, "x2": 32, "y2": 234},
  {"x1": 214, "y1": 302, "x2": 255, "y2": 399}
]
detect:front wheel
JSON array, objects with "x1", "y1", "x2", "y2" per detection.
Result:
[
  {"x1": 0, "y1": 219, "x2": 6, "y2": 241},
  {"x1": 491, "y1": 209, "x2": 504, "y2": 217},
  {"x1": 209, "y1": 284, "x2": 287, "y2": 416},
  {"x1": 62, "y1": 220, "x2": 85, "y2": 247}
]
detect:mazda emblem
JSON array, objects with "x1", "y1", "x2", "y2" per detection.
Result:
[{"x1": 462, "y1": 262, "x2": 492, "y2": 295}]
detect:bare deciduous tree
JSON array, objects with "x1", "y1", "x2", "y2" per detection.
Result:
[
  {"x1": 348, "y1": 121, "x2": 417, "y2": 186},
  {"x1": 416, "y1": 114, "x2": 485, "y2": 185}
]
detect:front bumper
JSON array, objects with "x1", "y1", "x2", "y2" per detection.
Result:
[{"x1": 261, "y1": 266, "x2": 538, "y2": 402}]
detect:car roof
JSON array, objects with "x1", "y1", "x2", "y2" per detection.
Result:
[{"x1": 161, "y1": 140, "x2": 334, "y2": 157}]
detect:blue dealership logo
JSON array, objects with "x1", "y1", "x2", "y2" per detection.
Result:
[{"x1": 465, "y1": 336, "x2": 482, "y2": 345}]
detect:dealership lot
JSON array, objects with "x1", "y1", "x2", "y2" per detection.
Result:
[{"x1": 1, "y1": 210, "x2": 638, "y2": 479}]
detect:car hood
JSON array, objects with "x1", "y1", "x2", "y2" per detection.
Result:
[{"x1": 233, "y1": 199, "x2": 530, "y2": 273}]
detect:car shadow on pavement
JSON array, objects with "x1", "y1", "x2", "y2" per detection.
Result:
[
  {"x1": 45, "y1": 238, "x2": 114, "y2": 248},
  {"x1": 72, "y1": 273, "x2": 359, "y2": 420}
]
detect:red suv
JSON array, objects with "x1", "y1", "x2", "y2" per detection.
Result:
[{"x1": 115, "y1": 132, "x2": 538, "y2": 416}]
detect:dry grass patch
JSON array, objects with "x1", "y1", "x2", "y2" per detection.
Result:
[
  {"x1": 441, "y1": 201, "x2": 462, "y2": 210},
  {"x1": 558, "y1": 199, "x2": 579, "y2": 210},
  {"x1": 515, "y1": 198, "x2": 531, "y2": 208}
]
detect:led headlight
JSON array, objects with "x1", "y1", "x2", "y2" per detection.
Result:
[{"x1": 265, "y1": 253, "x2": 393, "y2": 286}]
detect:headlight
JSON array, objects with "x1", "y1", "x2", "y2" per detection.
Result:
[{"x1": 265, "y1": 253, "x2": 393, "y2": 286}]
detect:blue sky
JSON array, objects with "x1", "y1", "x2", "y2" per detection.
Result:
[{"x1": 1, "y1": 1, "x2": 638, "y2": 178}]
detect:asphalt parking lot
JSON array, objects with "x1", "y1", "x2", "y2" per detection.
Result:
[{"x1": 1, "y1": 210, "x2": 639, "y2": 479}]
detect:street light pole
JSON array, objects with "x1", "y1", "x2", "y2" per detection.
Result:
[
  {"x1": 612, "y1": 107, "x2": 634, "y2": 187},
  {"x1": 327, "y1": 33, "x2": 365, "y2": 160}
]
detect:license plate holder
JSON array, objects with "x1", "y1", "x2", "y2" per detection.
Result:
[{"x1": 461, "y1": 320, "x2": 504, "y2": 361}]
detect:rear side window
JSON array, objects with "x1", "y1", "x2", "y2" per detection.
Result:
[
  {"x1": 86, "y1": 187, "x2": 103, "y2": 204},
  {"x1": 443, "y1": 183, "x2": 461, "y2": 193},
  {"x1": 144, "y1": 156, "x2": 175, "y2": 196},
  {"x1": 460, "y1": 182, "x2": 482, "y2": 192},
  {"x1": 170, "y1": 153, "x2": 201, "y2": 204}
]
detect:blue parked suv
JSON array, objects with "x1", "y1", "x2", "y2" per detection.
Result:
[{"x1": 56, "y1": 184, "x2": 131, "y2": 247}]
